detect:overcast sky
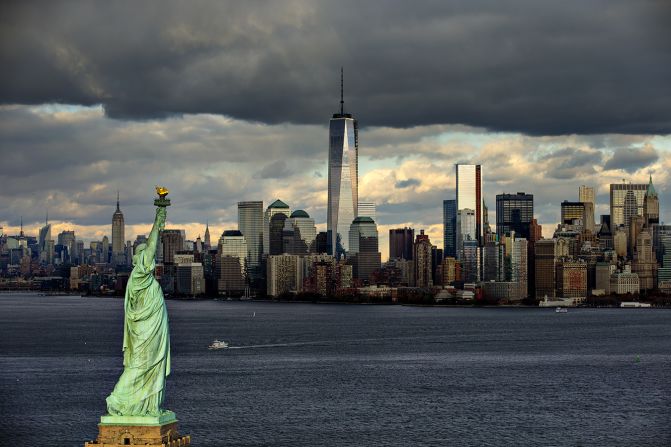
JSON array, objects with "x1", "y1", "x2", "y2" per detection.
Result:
[{"x1": 1, "y1": 1, "x2": 670, "y2": 259}]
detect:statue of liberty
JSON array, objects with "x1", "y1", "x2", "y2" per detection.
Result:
[{"x1": 106, "y1": 187, "x2": 171, "y2": 417}]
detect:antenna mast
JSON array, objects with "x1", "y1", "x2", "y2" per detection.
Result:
[{"x1": 340, "y1": 67, "x2": 344, "y2": 115}]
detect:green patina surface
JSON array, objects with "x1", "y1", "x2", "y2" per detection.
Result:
[
  {"x1": 105, "y1": 206, "x2": 172, "y2": 417},
  {"x1": 100, "y1": 411, "x2": 177, "y2": 426}
]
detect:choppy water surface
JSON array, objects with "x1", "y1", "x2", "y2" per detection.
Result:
[{"x1": 0, "y1": 294, "x2": 670, "y2": 446}]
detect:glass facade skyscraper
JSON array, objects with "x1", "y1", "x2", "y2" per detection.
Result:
[
  {"x1": 455, "y1": 164, "x2": 482, "y2": 254},
  {"x1": 327, "y1": 73, "x2": 358, "y2": 259},
  {"x1": 610, "y1": 183, "x2": 646, "y2": 228},
  {"x1": 389, "y1": 227, "x2": 414, "y2": 261},
  {"x1": 238, "y1": 201, "x2": 263, "y2": 279},
  {"x1": 443, "y1": 199, "x2": 456, "y2": 258},
  {"x1": 496, "y1": 193, "x2": 533, "y2": 239},
  {"x1": 263, "y1": 199, "x2": 291, "y2": 255}
]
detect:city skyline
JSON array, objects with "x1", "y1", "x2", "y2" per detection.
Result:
[{"x1": 1, "y1": 2, "x2": 671, "y2": 263}]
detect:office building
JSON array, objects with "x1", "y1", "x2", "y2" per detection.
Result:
[
  {"x1": 443, "y1": 199, "x2": 457, "y2": 258},
  {"x1": 218, "y1": 230, "x2": 247, "y2": 276},
  {"x1": 556, "y1": 260, "x2": 587, "y2": 300},
  {"x1": 204, "y1": 221, "x2": 211, "y2": 249},
  {"x1": 643, "y1": 175, "x2": 659, "y2": 226},
  {"x1": 632, "y1": 229, "x2": 656, "y2": 291},
  {"x1": 457, "y1": 208, "x2": 476, "y2": 257},
  {"x1": 101, "y1": 236, "x2": 110, "y2": 264},
  {"x1": 112, "y1": 192, "x2": 125, "y2": 265},
  {"x1": 238, "y1": 201, "x2": 263, "y2": 278},
  {"x1": 456, "y1": 164, "x2": 482, "y2": 249},
  {"x1": 414, "y1": 230, "x2": 433, "y2": 288},
  {"x1": 579, "y1": 185, "x2": 595, "y2": 205},
  {"x1": 161, "y1": 230, "x2": 184, "y2": 264},
  {"x1": 283, "y1": 210, "x2": 317, "y2": 254},
  {"x1": 38, "y1": 215, "x2": 52, "y2": 263},
  {"x1": 535, "y1": 238, "x2": 569, "y2": 298},
  {"x1": 348, "y1": 217, "x2": 381, "y2": 281},
  {"x1": 560, "y1": 201, "x2": 585, "y2": 226},
  {"x1": 358, "y1": 202, "x2": 376, "y2": 220},
  {"x1": 267, "y1": 254, "x2": 299, "y2": 296},
  {"x1": 264, "y1": 199, "x2": 291, "y2": 256},
  {"x1": 176, "y1": 263, "x2": 205, "y2": 296},
  {"x1": 460, "y1": 240, "x2": 480, "y2": 283},
  {"x1": 327, "y1": 69, "x2": 358, "y2": 259},
  {"x1": 656, "y1": 227, "x2": 671, "y2": 289},
  {"x1": 610, "y1": 182, "x2": 646, "y2": 228},
  {"x1": 389, "y1": 227, "x2": 414, "y2": 261},
  {"x1": 496, "y1": 192, "x2": 533, "y2": 239}
]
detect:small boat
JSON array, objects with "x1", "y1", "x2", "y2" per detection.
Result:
[
  {"x1": 555, "y1": 307, "x2": 568, "y2": 313},
  {"x1": 208, "y1": 340, "x2": 229, "y2": 350}
]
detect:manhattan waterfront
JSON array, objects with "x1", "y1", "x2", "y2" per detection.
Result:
[
  {"x1": 1, "y1": 294, "x2": 670, "y2": 446},
  {"x1": 2, "y1": 1, "x2": 671, "y2": 445}
]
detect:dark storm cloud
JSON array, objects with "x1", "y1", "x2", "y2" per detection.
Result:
[
  {"x1": 540, "y1": 147, "x2": 603, "y2": 179},
  {"x1": 603, "y1": 145, "x2": 659, "y2": 173},
  {"x1": 1, "y1": 1, "x2": 670, "y2": 135}
]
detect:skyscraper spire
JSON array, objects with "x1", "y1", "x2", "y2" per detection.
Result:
[
  {"x1": 204, "y1": 220, "x2": 211, "y2": 248},
  {"x1": 46, "y1": 210, "x2": 48, "y2": 225},
  {"x1": 116, "y1": 190, "x2": 120, "y2": 212},
  {"x1": 340, "y1": 67, "x2": 344, "y2": 115},
  {"x1": 20, "y1": 216, "x2": 24, "y2": 237}
]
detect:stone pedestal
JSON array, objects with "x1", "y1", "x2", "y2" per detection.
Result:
[{"x1": 85, "y1": 411, "x2": 190, "y2": 447}]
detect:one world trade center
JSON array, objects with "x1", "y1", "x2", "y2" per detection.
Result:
[{"x1": 327, "y1": 69, "x2": 358, "y2": 259}]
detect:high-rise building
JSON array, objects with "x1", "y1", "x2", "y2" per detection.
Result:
[
  {"x1": 161, "y1": 230, "x2": 184, "y2": 264},
  {"x1": 204, "y1": 221, "x2": 211, "y2": 249},
  {"x1": 443, "y1": 199, "x2": 457, "y2": 258},
  {"x1": 315, "y1": 231, "x2": 328, "y2": 254},
  {"x1": 267, "y1": 254, "x2": 299, "y2": 296},
  {"x1": 496, "y1": 192, "x2": 533, "y2": 239},
  {"x1": 656, "y1": 226, "x2": 671, "y2": 290},
  {"x1": 535, "y1": 238, "x2": 569, "y2": 298},
  {"x1": 263, "y1": 199, "x2": 291, "y2": 255},
  {"x1": 176, "y1": 263, "x2": 205, "y2": 296},
  {"x1": 101, "y1": 236, "x2": 110, "y2": 264},
  {"x1": 414, "y1": 230, "x2": 433, "y2": 288},
  {"x1": 527, "y1": 218, "x2": 543, "y2": 297},
  {"x1": 457, "y1": 208, "x2": 476, "y2": 257},
  {"x1": 560, "y1": 201, "x2": 585, "y2": 226},
  {"x1": 579, "y1": 185, "x2": 595, "y2": 205},
  {"x1": 38, "y1": 213, "x2": 52, "y2": 263},
  {"x1": 455, "y1": 164, "x2": 482, "y2": 249},
  {"x1": 556, "y1": 260, "x2": 587, "y2": 300},
  {"x1": 238, "y1": 201, "x2": 263, "y2": 278},
  {"x1": 460, "y1": 240, "x2": 480, "y2": 283},
  {"x1": 610, "y1": 182, "x2": 646, "y2": 228},
  {"x1": 348, "y1": 217, "x2": 381, "y2": 281},
  {"x1": 643, "y1": 175, "x2": 659, "y2": 226},
  {"x1": 357, "y1": 202, "x2": 376, "y2": 220},
  {"x1": 283, "y1": 210, "x2": 317, "y2": 255},
  {"x1": 653, "y1": 224, "x2": 671, "y2": 264},
  {"x1": 483, "y1": 241, "x2": 505, "y2": 282},
  {"x1": 58, "y1": 230, "x2": 76, "y2": 263},
  {"x1": 218, "y1": 230, "x2": 247, "y2": 294},
  {"x1": 632, "y1": 229, "x2": 656, "y2": 290},
  {"x1": 579, "y1": 185, "x2": 595, "y2": 232},
  {"x1": 327, "y1": 69, "x2": 358, "y2": 259},
  {"x1": 389, "y1": 227, "x2": 414, "y2": 261},
  {"x1": 112, "y1": 192, "x2": 125, "y2": 265},
  {"x1": 582, "y1": 202, "x2": 595, "y2": 233}
]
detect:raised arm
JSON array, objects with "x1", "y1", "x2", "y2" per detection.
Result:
[{"x1": 145, "y1": 206, "x2": 167, "y2": 262}]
